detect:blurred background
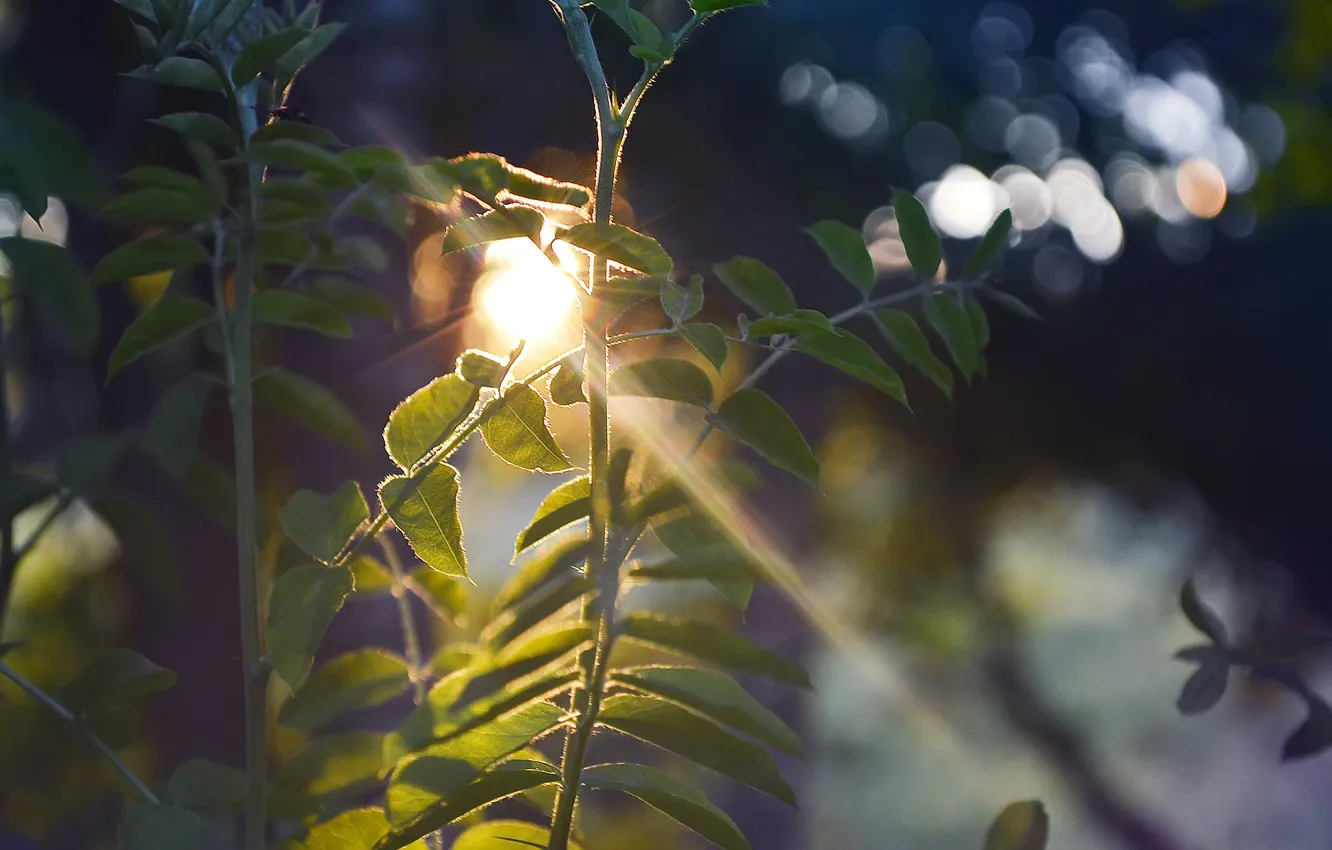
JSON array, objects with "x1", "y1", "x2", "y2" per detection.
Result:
[{"x1": 3, "y1": 0, "x2": 1332, "y2": 848}]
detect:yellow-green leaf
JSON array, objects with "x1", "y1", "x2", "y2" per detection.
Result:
[
  {"x1": 380, "y1": 465, "x2": 466, "y2": 577},
  {"x1": 384, "y1": 374, "x2": 480, "y2": 471},
  {"x1": 709, "y1": 389, "x2": 818, "y2": 485},
  {"x1": 267, "y1": 564, "x2": 353, "y2": 689},
  {"x1": 481, "y1": 385, "x2": 572, "y2": 473}
]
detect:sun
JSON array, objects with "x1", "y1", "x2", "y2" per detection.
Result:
[{"x1": 476, "y1": 225, "x2": 582, "y2": 345}]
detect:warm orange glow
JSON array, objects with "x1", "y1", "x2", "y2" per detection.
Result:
[
  {"x1": 1176, "y1": 157, "x2": 1228, "y2": 219},
  {"x1": 476, "y1": 224, "x2": 581, "y2": 345}
]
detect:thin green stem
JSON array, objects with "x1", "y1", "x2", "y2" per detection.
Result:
[
  {"x1": 548, "y1": 4, "x2": 625, "y2": 848},
  {"x1": 379, "y1": 537, "x2": 426, "y2": 705},
  {"x1": 0, "y1": 311, "x2": 15, "y2": 618},
  {"x1": 0, "y1": 660, "x2": 160, "y2": 804}
]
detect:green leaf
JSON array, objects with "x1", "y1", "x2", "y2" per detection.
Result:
[
  {"x1": 483, "y1": 573, "x2": 589, "y2": 650},
  {"x1": 806, "y1": 220, "x2": 876, "y2": 295},
  {"x1": 380, "y1": 465, "x2": 466, "y2": 577},
  {"x1": 874, "y1": 309, "x2": 953, "y2": 399},
  {"x1": 306, "y1": 278, "x2": 397, "y2": 325},
  {"x1": 252, "y1": 120, "x2": 342, "y2": 149},
  {"x1": 660, "y1": 276, "x2": 704, "y2": 323},
  {"x1": 708, "y1": 389, "x2": 818, "y2": 485},
  {"x1": 611, "y1": 358, "x2": 714, "y2": 408},
  {"x1": 280, "y1": 650, "x2": 414, "y2": 731},
  {"x1": 238, "y1": 140, "x2": 355, "y2": 182},
  {"x1": 614, "y1": 666, "x2": 800, "y2": 756},
  {"x1": 978, "y1": 287, "x2": 1042, "y2": 321},
  {"x1": 679, "y1": 323, "x2": 728, "y2": 372},
  {"x1": 516, "y1": 477, "x2": 590, "y2": 555},
  {"x1": 261, "y1": 177, "x2": 335, "y2": 225},
  {"x1": 118, "y1": 804, "x2": 208, "y2": 850},
  {"x1": 379, "y1": 761, "x2": 560, "y2": 849},
  {"x1": 255, "y1": 290, "x2": 353, "y2": 338},
  {"x1": 65, "y1": 648, "x2": 176, "y2": 709},
  {"x1": 280, "y1": 481, "x2": 370, "y2": 563},
  {"x1": 168, "y1": 758, "x2": 246, "y2": 810},
  {"x1": 712, "y1": 257, "x2": 796, "y2": 317},
  {"x1": 143, "y1": 376, "x2": 210, "y2": 479},
  {"x1": 384, "y1": 374, "x2": 480, "y2": 471},
  {"x1": 497, "y1": 538, "x2": 592, "y2": 617},
  {"x1": 689, "y1": 0, "x2": 766, "y2": 11},
  {"x1": 255, "y1": 368, "x2": 365, "y2": 452},
  {"x1": 186, "y1": 140, "x2": 226, "y2": 201},
  {"x1": 411, "y1": 568, "x2": 468, "y2": 620},
  {"x1": 441, "y1": 207, "x2": 545, "y2": 255},
  {"x1": 57, "y1": 433, "x2": 132, "y2": 498},
  {"x1": 108, "y1": 295, "x2": 212, "y2": 377},
  {"x1": 93, "y1": 234, "x2": 209, "y2": 285},
  {"x1": 549, "y1": 357, "x2": 586, "y2": 406},
  {"x1": 1176, "y1": 651, "x2": 1229, "y2": 715},
  {"x1": 101, "y1": 188, "x2": 216, "y2": 225},
  {"x1": 0, "y1": 151, "x2": 48, "y2": 219},
  {"x1": 275, "y1": 23, "x2": 350, "y2": 88},
  {"x1": 130, "y1": 56, "x2": 225, "y2": 92},
  {"x1": 923, "y1": 293, "x2": 978, "y2": 379},
  {"x1": 745, "y1": 316, "x2": 833, "y2": 338},
  {"x1": 270, "y1": 731, "x2": 383, "y2": 818},
  {"x1": 482, "y1": 385, "x2": 572, "y2": 473},
  {"x1": 293, "y1": 808, "x2": 427, "y2": 850},
  {"x1": 1180, "y1": 579, "x2": 1227, "y2": 644},
  {"x1": 2, "y1": 96, "x2": 108, "y2": 211},
  {"x1": 232, "y1": 27, "x2": 311, "y2": 86},
  {"x1": 0, "y1": 236, "x2": 99, "y2": 356},
  {"x1": 150, "y1": 111, "x2": 238, "y2": 149},
  {"x1": 967, "y1": 295, "x2": 991, "y2": 351},
  {"x1": 583, "y1": 763, "x2": 748, "y2": 850},
  {"x1": 267, "y1": 564, "x2": 353, "y2": 689},
  {"x1": 597, "y1": 695, "x2": 796, "y2": 804},
  {"x1": 113, "y1": 0, "x2": 157, "y2": 21},
  {"x1": 619, "y1": 613, "x2": 809, "y2": 688},
  {"x1": 795, "y1": 330, "x2": 907, "y2": 405},
  {"x1": 458, "y1": 350, "x2": 507, "y2": 388},
  {"x1": 350, "y1": 554, "x2": 394, "y2": 594},
  {"x1": 451, "y1": 821, "x2": 579, "y2": 850},
  {"x1": 558, "y1": 223, "x2": 672, "y2": 276},
  {"x1": 120, "y1": 165, "x2": 211, "y2": 199},
  {"x1": 384, "y1": 701, "x2": 565, "y2": 829},
  {"x1": 1282, "y1": 700, "x2": 1332, "y2": 762},
  {"x1": 502, "y1": 164, "x2": 591, "y2": 209},
  {"x1": 985, "y1": 801, "x2": 1049, "y2": 850},
  {"x1": 967, "y1": 209, "x2": 1014, "y2": 277},
  {"x1": 892, "y1": 189, "x2": 941, "y2": 282}
]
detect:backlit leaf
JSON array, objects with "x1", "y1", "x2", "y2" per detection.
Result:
[
  {"x1": 712, "y1": 257, "x2": 796, "y2": 317},
  {"x1": 613, "y1": 666, "x2": 800, "y2": 756},
  {"x1": 515, "y1": 476, "x2": 590, "y2": 555},
  {"x1": 892, "y1": 189, "x2": 941, "y2": 282},
  {"x1": 708, "y1": 389, "x2": 818, "y2": 485},
  {"x1": 597, "y1": 694, "x2": 796, "y2": 804},
  {"x1": 458, "y1": 350, "x2": 507, "y2": 388},
  {"x1": 558, "y1": 223, "x2": 672, "y2": 276},
  {"x1": 452, "y1": 821, "x2": 579, "y2": 850},
  {"x1": 280, "y1": 481, "x2": 370, "y2": 563},
  {"x1": 618, "y1": 613, "x2": 809, "y2": 688},
  {"x1": 611, "y1": 358, "x2": 714, "y2": 408},
  {"x1": 482, "y1": 385, "x2": 573, "y2": 473},
  {"x1": 280, "y1": 649, "x2": 414, "y2": 731},
  {"x1": 380, "y1": 465, "x2": 467, "y2": 577},
  {"x1": 806, "y1": 220, "x2": 876, "y2": 295},
  {"x1": 680, "y1": 323, "x2": 728, "y2": 372},
  {"x1": 267, "y1": 564, "x2": 353, "y2": 689},
  {"x1": 378, "y1": 760, "x2": 560, "y2": 849},
  {"x1": 795, "y1": 330, "x2": 907, "y2": 405},
  {"x1": 549, "y1": 357, "x2": 587, "y2": 406},
  {"x1": 583, "y1": 763, "x2": 748, "y2": 850},
  {"x1": 270, "y1": 731, "x2": 382, "y2": 818},
  {"x1": 292, "y1": 808, "x2": 427, "y2": 850},
  {"x1": 441, "y1": 207, "x2": 544, "y2": 255},
  {"x1": 384, "y1": 374, "x2": 480, "y2": 471},
  {"x1": 108, "y1": 294, "x2": 212, "y2": 377}
]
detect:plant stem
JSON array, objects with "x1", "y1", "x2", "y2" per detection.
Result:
[
  {"x1": 548, "y1": 5, "x2": 625, "y2": 848},
  {"x1": 0, "y1": 660, "x2": 160, "y2": 804},
  {"x1": 228, "y1": 85, "x2": 268, "y2": 850},
  {"x1": 0, "y1": 312, "x2": 15, "y2": 620},
  {"x1": 378, "y1": 536, "x2": 426, "y2": 704}
]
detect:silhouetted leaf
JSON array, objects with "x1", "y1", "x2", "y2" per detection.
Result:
[
  {"x1": 108, "y1": 295, "x2": 212, "y2": 377},
  {"x1": 380, "y1": 465, "x2": 466, "y2": 577},
  {"x1": 611, "y1": 358, "x2": 714, "y2": 408},
  {"x1": 712, "y1": 257, "x2": 795, "y2": 317},
  {"x1": 267, "y1": 564, "x2": 353, "y2": 689}
]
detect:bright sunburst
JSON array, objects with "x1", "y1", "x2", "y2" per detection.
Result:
[{"x1": 476, "y1": 225, "x2": 582, "y2": 345}]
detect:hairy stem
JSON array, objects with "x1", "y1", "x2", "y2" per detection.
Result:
[
  {"x1": 229, "y1": 85, "x2": 268, "y2": 850},
  {"x1": 0, "y1": 660, "x2": 160, "y2": 805},
  {"x1": 548, "y1": 4, "x2": 625, "y2": 848}
]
